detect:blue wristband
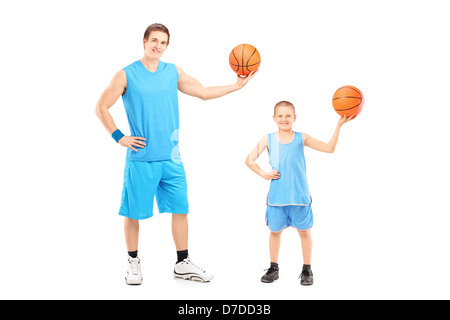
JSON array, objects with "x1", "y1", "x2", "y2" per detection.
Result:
[{"x1": 112, "y1": 129, "x2": 125, "y2": 143}]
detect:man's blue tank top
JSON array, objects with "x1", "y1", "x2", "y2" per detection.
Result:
[
  {"x1": 122, "y1": 60, "x2": 180, "y2": 162},
  {"x1": 267, "y1": 132, "x2": 311, "y2": 206}
]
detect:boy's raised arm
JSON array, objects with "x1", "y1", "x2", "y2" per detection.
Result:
[{"x1": 303, "y1": 115, "x2": 354, "y2": 153}]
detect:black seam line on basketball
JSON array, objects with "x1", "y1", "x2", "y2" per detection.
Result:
[
  {"x1": 230, "y1": 62, "x2": 260, "y2": 67},
  {"x1": 246, "y1": 48, "x2": 257, "y2": 71},
  {"x1": 334, "y1": 101, "x2": 362, "y2": 111},
  {"x1": 232, "y1": 50, "x2": 240, "y2": 66},
  {"x1": 339, "y1": 86, "x2": 361, "y2": 95},
  {"x1": 242, "y1": 44, "x2": 245, "y2": 72},
  {"x1": 231, "y1": 51, "x2": 240, "y2": 66},
  {"x1": 232, "y1": 50, "x2": 241, "y2": 74},
  {"x1": 332, "y1": 96, "x2": 362, "y2": 100}
]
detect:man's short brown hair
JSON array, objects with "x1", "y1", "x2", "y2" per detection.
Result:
[{"x1": 143, "y1": 23, "x2": 170, "y2": 45}]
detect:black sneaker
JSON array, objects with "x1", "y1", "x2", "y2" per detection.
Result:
[
  {"x1": 261, "y1": 267, "x2": 279, "y2": 283},
  {"x1": 299, "y1": 268, "x2": 313, "y2": 286}
]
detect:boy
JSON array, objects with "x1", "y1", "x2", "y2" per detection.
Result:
[
  {"x1": 245, "y1": 101, "x2": 353, "y2": 285},
  {"x1": 95, "y1": 23, "x2": 256, "y2": 285}
]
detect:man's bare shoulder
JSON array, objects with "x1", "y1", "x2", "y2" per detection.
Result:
[{"x1": 110, "y1": 69, "x2": 127, "y2": 94}]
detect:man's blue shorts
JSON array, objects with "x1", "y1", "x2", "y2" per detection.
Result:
[
  {"x1": 118, "y1": 159, "x2": 189, "y2": 220},
  {"x1": 265, "y1": 204, "x2": 313, "y2": 232}
]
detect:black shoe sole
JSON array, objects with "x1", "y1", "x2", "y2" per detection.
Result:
[
  {"x1": 261, "y1": 276, "x2": 279, "y2": 283},
  {"x1": 300, "y1": 279, "x2": 313, "y2": 286}
]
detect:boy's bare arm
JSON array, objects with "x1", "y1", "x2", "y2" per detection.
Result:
[
  {"x1": 176, "y1": 66, "x2": 256, "y2": 101},
  {"x1": 303, "y1": 116, "x2": 354, "y2": 153},
  {"x1": 245, "y1": 135, "x2": 280, "y2": 180}
]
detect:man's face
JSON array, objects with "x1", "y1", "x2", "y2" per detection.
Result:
[{"x1": 143, "y1": 31, "x2": 169, "y2": 60}]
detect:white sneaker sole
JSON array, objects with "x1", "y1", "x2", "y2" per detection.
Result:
[
  {"x1": 173, "y1": 272, "x2": 212, "y2": 282},
  {"x1": 125, "y1": 276, "x2": 143, "y2": 285}
]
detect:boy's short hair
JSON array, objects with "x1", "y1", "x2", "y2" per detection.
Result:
[
  {"x1": 274, "y1": 101, "x2": 295, "y2": 115},
  {"x1": 143, "y1": 23, "x2": 170, "y2": 45}
]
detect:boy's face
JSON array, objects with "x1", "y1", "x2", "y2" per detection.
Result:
[
  {"x1": 273, "y1": 106, "x2": 296, "y2": 131},
  {"x1": 143, "y1": 31, "x2": 169, "y2": 60}
]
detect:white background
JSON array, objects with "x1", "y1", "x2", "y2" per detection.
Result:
[{"x1": 1, "y1": 0, "x2": 450, "y2": 300}]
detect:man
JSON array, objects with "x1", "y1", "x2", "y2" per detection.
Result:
[{"x1": 95, "y1": 23, "x2": 255, "y2": 285}]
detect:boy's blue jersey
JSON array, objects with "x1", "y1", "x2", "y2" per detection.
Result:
[
  {"x1": 267, "y1": 132, "x2": 311, "y2": 206},
  {"x1": 122, "y1": 60, "x2": 180, "y2": 162}
]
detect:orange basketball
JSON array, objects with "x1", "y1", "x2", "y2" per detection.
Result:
[
  {"x1": 332, "y1": 86, "x2": 364, "y2": 117},
  {"x1": 229, "y1": 44, "x2": 260, "y2": 77}
]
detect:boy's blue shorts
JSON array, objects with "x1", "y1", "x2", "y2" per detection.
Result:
[
  {"x1": 118, "y1": 159, "x2": 189, "y2": 220},
  {"x1": 265, "y1": 204, "x2": 313, "y2": 232}
]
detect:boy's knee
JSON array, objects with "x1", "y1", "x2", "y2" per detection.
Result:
[
  {"x1": 172, "y1": 213, "x2": 188, "y2": 225},
  {"x1": 298, "y1": 229, "x2": 311, "y2": 236}
]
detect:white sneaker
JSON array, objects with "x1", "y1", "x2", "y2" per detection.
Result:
[
  {"x1": 125, "y1": 257, "x2": 143, "y2": 285},
  {"x1": 173, "y1": 257, "x2": 214, "y2": 282}
]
